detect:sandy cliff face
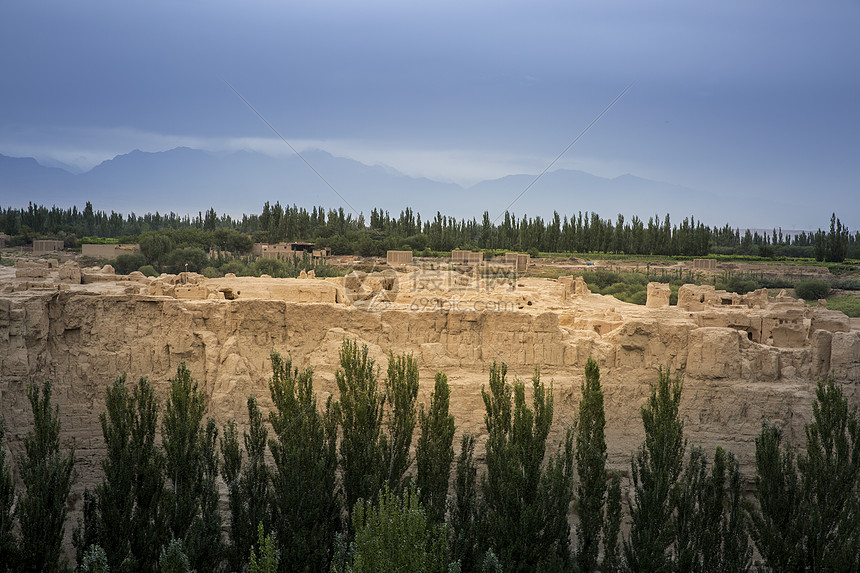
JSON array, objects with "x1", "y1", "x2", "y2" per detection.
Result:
[{"x1": 0, "y1": 266, "x2": 858, "y2": 554}]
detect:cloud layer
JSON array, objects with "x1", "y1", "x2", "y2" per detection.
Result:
[{"x1": 1, "y1": 0, "x2": 858, "y2": 230}]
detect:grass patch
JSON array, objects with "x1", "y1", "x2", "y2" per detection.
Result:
[{"x1": 825, "y1": 295, "x2": 860, "y2": 317}]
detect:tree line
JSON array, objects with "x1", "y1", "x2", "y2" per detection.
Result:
[
  {"x1": 3, "y1": 202, "x2": 857, "y2": 261},
  {"x1": 0, "y1": 342, "x2": 858, "y2": 572}
]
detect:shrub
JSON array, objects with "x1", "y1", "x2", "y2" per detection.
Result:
[
  {"x1": 220, "y1": 260, "x2": 249, "y2": 276},
  {"x1": 164, "y1": 247, "x2": 209, "y2": 274},
  {"x1": 834, "y1": 278, "x2": 860, "y2": 291},
  {"x1": 159, "y1": 539, "x2": 192, "y2": 573},
  {"x1": 254, "y1": 257, "x2": 286, "y2": 277},
  {"x1": 114, "y1": 254, "x2": 148, "y2": 275},
  {"x1": 349, "y1": 485, "x2": 447, "y2": 573},
  {"x1": 629, "y1": 289, "x2": 648, "y2": 305},
  {"x1": 138, "y1": 265, "x2": 158, "y2": 277},
  {"x1": 716, "y1": 276, "x2": 761, "y2": 295},
  {"x1": 81, "y1": 545, "x2": 109, "y2": 573},
  {"x1": 795, "y1": 280, "x2": 831, "y2": 301}
]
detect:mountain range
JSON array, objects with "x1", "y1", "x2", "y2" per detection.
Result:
[{"x1": 0, "y1": 147, "x2": 779, "y2": 227}]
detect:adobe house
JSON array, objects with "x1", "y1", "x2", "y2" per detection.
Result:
[
  {"x1": 451, "y1": 249, "x2": 483, "y2": 264},
  {"x1": 386, "y1": 250, "x2": 413, "y2": 266},
  {"x1": 81, "y1": 243, "x2": 141, "y2": 259},
  {"x1": 32, "y1": 239, "x2": 65, "y2": 254},
  {"x1": 505, "y1": 252, "x2": 530, "y2": 272},
  {"x1": 254, "y1": 241, "x2": 331, "y2": 261},
  {"x1": 693, "y1": 258, "x2": 717, "y2": 270},
  {"x1": 0, "y1": 233, "x2": 9, "y2": 248}
]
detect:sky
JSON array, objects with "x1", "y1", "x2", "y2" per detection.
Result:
[{"x1": 1, "y1": 0, "x2": 858, "y2": 230}]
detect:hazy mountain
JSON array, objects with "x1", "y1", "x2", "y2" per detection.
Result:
[
  {"x1": 1, "y1": 147, "x2": 743, "y2": 225},
  {"x1": 0, "y1": 154, "x2": 77, "y2": 206}
]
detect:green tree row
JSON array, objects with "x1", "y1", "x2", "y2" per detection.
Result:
[
  {"x1": 1, "y1": 345, "x2": 858, "y2": 572},
  {"x1": 4, "y1": 201, "x2": 858, "y2": 261}
]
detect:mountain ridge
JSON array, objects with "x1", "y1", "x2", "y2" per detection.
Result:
[{"x1": 0, "y1": 147, "x2": 760, "y2": 227}]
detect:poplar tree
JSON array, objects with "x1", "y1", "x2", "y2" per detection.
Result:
[
  {"x1": 672, "y1": 446, "x2": 751, "y2": 573},
  {"x1": 268, "y1": 351, "x2": 339, "y2": 572},
  {"x1": 220, "y1": 418, "x2": 244, "y2": 573},
  {"x1": 128, "y1": 376, "x2": 168, "y2": 572},
  {"x1": 17, "y1": 380, "x2": 76, "y2": 573},
  {"x1": 73, "y1": 490, "x2": 99, "y2": 568},
  {"x1": 602, "y1": 472, "x2": 623, "y2": 573},
  {"x1": 186, "y1": 417, "x2": 222, "y2": 572},
  {"x1": 479, "y1": 363, "x2": 574, "y2": 572},
  {"x1": 575, "y1": 357, "x2": 607, "y2": 573},
  {"x1": 416, "y1": 372, "x2": 455, "y2": 525},
  {"x1": 751, "y1": 377, "x2": 860, "y2": 572},
  {"x1": 449, "y1": 434, "x2": 479, "y2": 572},
  {"x1": 798, "y1": 376, "x2": 860, "y2": 570},
  {"x1": 162, "y1": 363, "x2": 218, "y2": 571},
  {"x1": 623, "y1": 368, "x2": 685, "y2": 573},
  {"x1": 222, "y1": 396, "x2": 271, "y2": 573},
  {"x1": 382, "y1": 351, "x2": 420, "y2": 493},
  {"x1": 0, "y1": 419, "x2": 16, "y2": 572},
  {"x1": 335, "y1": 339, "x2": 384, "y2": 519},
  {"x1": 163, "y1": 364, "x2": 205, "y2": 540},
  {"x1": 75, "y1": 376, "x2": 167, "y2": 571},
  {"x1": 80, "y1": 375, "x2": 136, "y2": 571},
  {"x1": 749, "y1": 423, "x2": 802, "y2": 570}
]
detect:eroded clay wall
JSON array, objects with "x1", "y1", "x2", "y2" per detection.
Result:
[{"x1": 0, "y1": 289, "x2": 858, "y2": 557}]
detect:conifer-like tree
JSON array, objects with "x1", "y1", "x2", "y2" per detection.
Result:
[
  {"x1": 162, "y1": 363, "x2": 206, "y2": 542},
  {"x1": 602, "y1": 472, "x2": 623, "y2": 573},
  {"x1": 0, "y1": 419, "x2": 17, "y2": 572},
  {"x1": 73, "y1": 490, "x2": 99, "y2": 567},
  {"x1": 222, "y1": 396, "x2": 271, "y2": 573},
  {"x1": 186, "y1": 417, "x2": 222, "y2": 572},
  {"x1": 826, "y1": 213, "x2": 849, "y2": 262},
  {"x1": 798, "y1": 377, "x2": 860, "y2": 570},
  {"x1": 749, "y1": 423, "x2": 802, "y2": 571},
  {"x1": 479, "y1": 363, "x2": 574, "y2": 572},
  {"x1": 672, "y1": 446, "x2": 751, "y2": 573},
  {"x1": 335, "y1": 339, "x2": 385, "y2": 519},
  {"x1": 89, "y1": 375, "x2": 136, "y2": 570},
  {"x1": 751, "y1": 377, "x2": 860, "y2": 572},
  {"x1": 220, "y1": 417, "x2": 244, "y2": 572},
  {"x1": 382, "y1": 351, "x2": 420, "y2": 493},
  {"x1": 416, "y1": 372, "x2": 455, "y2": 525},
  {"x1": 575, "y1": 357, "x2": 607, "y2": 573},
  {"x1": 17, "y1": 380, "x2": 76, "y2": 573},
  {"x1": 128, "y1": 376, "x2": 168, "y2": 572},
  {"x1": 162, "y1": 363, "x2": 221, "y2": 571},
  {"x1": 72, "y1": 377, "x2": 166, "y2": 570},
  {"x1": 623, "y1": 368, "x2": 685, "y2": 572},
  {"x1": 449, "y1": 434, "x2": 479, "y2": 572},
  {"x1": 268, "y1": 351, "x2": 339, "y2": 572}
]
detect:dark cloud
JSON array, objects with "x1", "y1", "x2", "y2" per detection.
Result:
[{"x1": 1, "y1": 0, "x2": 857, "y2": 229}]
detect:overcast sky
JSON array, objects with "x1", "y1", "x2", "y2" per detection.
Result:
[{"x1": 1, "y1": 0, "x2": 858, "y2": 230}]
